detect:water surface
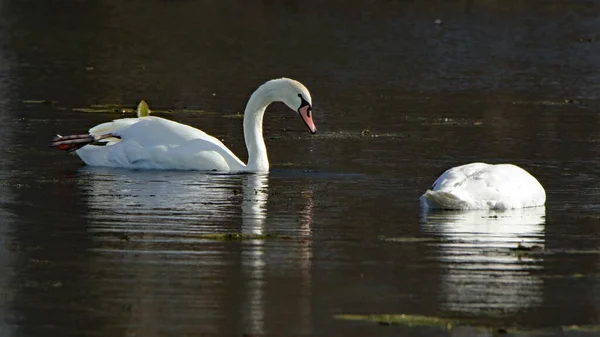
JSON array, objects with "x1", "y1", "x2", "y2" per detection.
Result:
[{"x1": 0, "y1": 1, "x2": 599, "y2": 336}]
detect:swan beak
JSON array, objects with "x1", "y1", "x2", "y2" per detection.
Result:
[{"x1": 299, "y1": 106, "x2": 317, "y2": 134}]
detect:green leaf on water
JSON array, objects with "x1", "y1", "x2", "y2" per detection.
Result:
[
  {"x1": 221, "y1": 113, "x2": 244, "y2": 118},
  {"x1": 335, "y1": 313, "x2": 600, "y2": 335},
  {"x1": 335, "y1": 314, "x2": 458, "y2": 329},
  {"x1": 136, "y1": 100, "x2": 150, "y2": 117},
  {"x1": 193, "y1": 232, "x2": 293, "y2": 241},
  {"x1": 73, "y1": 107, "x2": 110, "y2": 113},
  {"x1": 379, "y1": 236, "x2": 448, "y2": 243},
  {"x1": 146, "y1": 109, "x2": 173, "y2": 114},
  {"x1": 562, "y1": 325, "x2": 600, "y2": 332},
  {"x1": 73, "y1": 105, "x2": 135, "y2": 114},
  {"x1": 22, "y1": 99, "x2": 55, "y2": 104},
  {"x1": 89, "y1": 104, "x2": 121, "y2": 109},
  {"x1": 180, "y1": 109, "x2": 216, "y2": 114}
]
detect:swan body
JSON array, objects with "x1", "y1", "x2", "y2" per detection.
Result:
[
  {"x1": 51, "y1": 78, "x2": 316, "y2": 172},
  {"x1": 420, "y1": 163, "x2": 546, "y2": 210},
  {"x1": 78, "y1": 116, "x2": 247, "y2": 171}
]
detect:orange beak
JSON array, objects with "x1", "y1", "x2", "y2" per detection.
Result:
[{"x1": 299, "y1": 105, "x2": 317, "y2": 134}]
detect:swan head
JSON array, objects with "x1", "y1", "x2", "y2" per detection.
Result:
[{"x1": 271, "y1": 78, "x2": 317, "y2": 134}]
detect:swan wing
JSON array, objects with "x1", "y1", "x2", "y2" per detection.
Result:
[
  {"x1": 89, "y1": 118, "x2": 141, "y2": 136},
  {"x1": 87, "y1": 118, "x2": 141, "y2": 145},
  {"x1": 77, "y1": 116, "x2": 246, "y2": 171},
  {"x1": 113, "y1": 116, "x2": 219, "y2": 146}
]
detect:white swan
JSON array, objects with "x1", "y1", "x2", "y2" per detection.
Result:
[
  {"x1": 420, "y1": 162, "x2": 546, "y2": 210},
  {"x1": 50, "y1": 78, "x2": 316, "y2": 172}
]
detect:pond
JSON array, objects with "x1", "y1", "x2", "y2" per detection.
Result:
[{"x1": 0, "y1": 1, "x2": 599, "y2": 336}]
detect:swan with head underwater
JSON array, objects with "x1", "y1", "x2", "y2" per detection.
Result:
[
  {"x1": 420, "y1": 162, "x2": 546, "y2": 210},
  {"x1": 50, "y1": 78, "x2": 317, "y2": 173}
]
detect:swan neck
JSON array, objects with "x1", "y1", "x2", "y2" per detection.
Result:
[{"x1": 243, "y1": 88, "x2": 274, "y2": 172}]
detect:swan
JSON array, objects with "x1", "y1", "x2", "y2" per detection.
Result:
[
  {"x1": 50, "y1": 78, "x2": 316, "y2": 172},
  {"x1": 420, "y1": 162, "x2": 546, "y2": 210}
]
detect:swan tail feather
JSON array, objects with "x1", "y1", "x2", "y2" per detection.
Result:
[
  {"x1": 50, "y1": 133, "x2": 121, "y2": 153},
  {"x1": 420, "y1": 190, "x2": 467, "y2": 210}
]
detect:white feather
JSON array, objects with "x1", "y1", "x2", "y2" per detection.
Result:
[
  {"x1": 420, "y1": 163, "x2": 546, "y2": 210},
  {"x1": 76, "y1": 116, "x2": 245, "y2": 171}
]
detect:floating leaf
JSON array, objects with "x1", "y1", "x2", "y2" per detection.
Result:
[
  {"x1": 562, "y1": 325, "x2": 600, "y2": 332},
  {"x1": 192, "y1": 232, "x2": 293, "y2": 241},
  {"x1": 72, "y1": 107, "x2": 111, "y2": 113},
  {"x1": 335, "y1": 314, "x2": 458, "y2": 329},
  {"x1": 379, "y1": 236, "x2": 448, "y2": 243},
  {"x1": 180, "y1": 109, "x2": 217, "y2": 114},
  {"x1": 221, "y1": 113, "x2": 244, "y2": 118},
  {"x1": 137, "y1": 100, "x2": 150, "y2": 117},
  {"x1": 22, "y1": 99, "x2": 55, "y2": 104},
  {"x1": 74, "y1": 105, "x2": 134, "y2": 114},
  {"x1": 89, "y1": 104, "x2": 121, "y2": 109},
  {"x1": 335, "y1": 314, "x2": 600, "y2": 335}
]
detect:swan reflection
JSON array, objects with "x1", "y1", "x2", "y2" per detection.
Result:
[
  {"x1": 421, "y1": 207, "x2": 546, "y2": 315},
  {"x1": 77, "y1": 168, "x2": 313, "y2": 334},
  {"x1": 241, "y1": 173, "x2": 268, "y2": 235},
  {"x1": 240, "y1": 173, "x2": 268, "y2": 334},
  {"x1": 240, "y1": 175, "x2": 314, "y2": 334},
  {"x1": 79, "y1": 168, "x2": 255, "y2": 239}
]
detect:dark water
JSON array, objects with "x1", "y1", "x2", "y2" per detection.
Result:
[{"x1": 1, "y1": 0, "x2": 600, "y2": 336}]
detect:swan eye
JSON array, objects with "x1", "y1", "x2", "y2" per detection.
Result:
[{"x1": 298, "y1": 93, "x2": 310, "y2": 109}]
